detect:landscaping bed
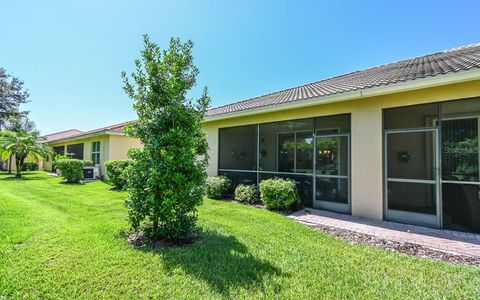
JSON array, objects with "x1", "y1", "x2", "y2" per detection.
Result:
[{"x1": 309, "y1": 224, "x2": 480, "y2": 267}]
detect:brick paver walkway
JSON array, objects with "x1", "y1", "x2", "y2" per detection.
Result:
[{"x1": 289, "y1": 208, "x2": 480, "y2": 257}]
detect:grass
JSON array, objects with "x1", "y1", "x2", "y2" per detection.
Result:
[{"x1": 0, "y1": 172, "x2": 479, "y2": 299}]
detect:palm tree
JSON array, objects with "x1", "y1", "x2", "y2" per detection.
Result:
[{"x1": 0, "y1": 130, "x2": 53, "y2": 178}]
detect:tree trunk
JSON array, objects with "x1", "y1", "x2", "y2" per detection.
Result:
[
  {"x1": 152, "y1": 216, "x2": 159, "y2": 237},
  {"x1": 15, "y1": 157, "x2": 22, "y2": 178}
]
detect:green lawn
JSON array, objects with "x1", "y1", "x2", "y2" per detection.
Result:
[{"x1": 0, "y1": 172, "x2": 479, "y2": 299}]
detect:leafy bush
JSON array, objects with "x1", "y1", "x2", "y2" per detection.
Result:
[
  {"x1": 21, "y1": 162, "x2": 38, "y2": 171},
  {"x1": 205, "y1": 176, "x2": 231, "y2": 199},
  {"x1": 52, "y1": 153, "x2": 70, "y2": 171},
  {"x1": 56, "y1": 159, "x2": 84, "y2": 183},
  {"x1": 83, "y1": 160, "x2": 95, "y2": 167},
  {"x1": 234, "y1": 184, "x2": 257, "y2": 203},
  {"x1": 259, "y1": 178, "x2": 300, "y2": 210},
  {"x1": 104, "y1": 159, "x2": 132, "y2": 189},
  {"x1": 122, "y1": 35, "x2": 210, "y2": 241}
]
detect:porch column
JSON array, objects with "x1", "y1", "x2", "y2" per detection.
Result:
[{"x1": 350, "y1": 103, "x2": 383, "y2": 220}]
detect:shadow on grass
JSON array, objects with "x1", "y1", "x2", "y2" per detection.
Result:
[
  {"x1": 0, "y1": 171, "x2": 49, "y2": 181},
  {"x1": 140, "y1": 230, "x2": 284, "y2": 296}
]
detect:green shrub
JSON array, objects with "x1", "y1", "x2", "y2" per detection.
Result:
[
  {"x1": 83, "y1": 160, "x2": 95, "y2": 167},
  {"x1": 56, "y1": 159, "x2": 84, "y2": 183},
  {"x1": 52, "y1": 153, "x2": 70, "y2": 172},
  {"x1": 205, "y1": 176, "x2": 231, "y2": 199},
  {"x1": 259, "y1": 178, "x2": 300, "y2": 210},
  {"x1": 234, "y1": 184, "x2": 257, "y2": 203},
  {"x1": 21, "y1": 162, "x2": 38, "y2": 171},
  {"x1": 104, "y1": 160, "x2": 132, "y2": 189}
]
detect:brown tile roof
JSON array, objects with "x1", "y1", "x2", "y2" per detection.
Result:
[
  {"x1": 44, "y1": 129, "x2": 83, "y2": 142},
  {"x1": 206, "y1": 43, "x2": 480, "y2": 118},
  {"x1": 46, "y1": 121, "x2": 132, "y2": 143}
]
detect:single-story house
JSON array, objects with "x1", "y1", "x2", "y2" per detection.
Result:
[
  {"x1": 203, "y1": 43, "x2": 480, "y2": 233},
  {"x1": 42, "y1": 43, "x2": 480, "y2": 233},
  {"x1": 43, "y1": 122, "x2": 142, "y2": 177}
]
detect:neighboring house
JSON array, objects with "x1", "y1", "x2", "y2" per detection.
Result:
[
  {"x1": 202, "y1": 43, "x2": 480, "y2": 233},
  {"x1": 43, "y1": 122, "x2": 142, "y2": 178}
]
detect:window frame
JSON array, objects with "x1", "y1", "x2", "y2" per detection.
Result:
[
  {"x1": 66, "y1": 143, "x2": 84, "y2": 160},
  {"x1": 91, "y1": 141, "x2": 101, "y2": 165}
]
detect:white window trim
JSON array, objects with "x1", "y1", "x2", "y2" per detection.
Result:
[{"x1": 91, "y1": 141, "x2": 101, "y2": 166}]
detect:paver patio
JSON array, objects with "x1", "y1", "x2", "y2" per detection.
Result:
[{"x1": 289, "y1": 208, "x2": 480, "y2": 257}]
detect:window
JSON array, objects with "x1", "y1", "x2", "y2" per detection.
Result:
[
  {"x1": 53, "y1": 146, "x2": 65, "y2": 156},
  {"x1": 66, "y1": 143, "x2": 84, "y2": 160},
  {"x1": 259, "y1": 118, "x2": 314, "y2": 173},
  {"x1": 315, "y1": 114, "x2": 350, "y2": 133},
  {"x1": 91, "y1": 141, "x2": 101, "y2": 165},
  {"x1": 384, "y1": 103, "x2": 439, "y2": 130},
  {"x1": 219, "y1": 125, "x2": 257, "y2": 171}
]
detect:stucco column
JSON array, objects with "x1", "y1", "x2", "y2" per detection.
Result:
[
  {"x1": 350, "y1": 102, "x2": 384, "y2": 220},
  {"x1": 204, "y1": 124, "x2": 219, "y2": 176}
]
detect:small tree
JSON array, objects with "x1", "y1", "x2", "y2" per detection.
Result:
[
  {"x1": 0, "y1": 130, "x2": 53, "y2": 178},
  {"x1": 122, "y1": 35, "x2": 210, "y2": 241}
]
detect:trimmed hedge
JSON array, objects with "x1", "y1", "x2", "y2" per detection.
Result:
[
  {"x1": 21, "y1": 162, "x2": 38, "y2": 171},
  {"x1": 83, "y1": 160, "x2": 95, "y2": 167},
  {"x1": 234, "y1": 184, "x2": 257, "y2": 204},
  {"x1": 259, "y1": 178, "x2": 300, "y2": 210},
  {"x1": 56, "y1": 159, "x2": 84, "y2": 183},
  {"x1": 104, "y1": 160, "x2": 132, "y2": 189},
  {"x1": 205, "y1": 176, "x2": 231, "y2": 199}
]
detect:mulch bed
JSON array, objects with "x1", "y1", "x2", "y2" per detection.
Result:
[
  {"x1": 308, "y1": 224, "x2": 480, "y2": 267},
  {"x1": 122, "y1": 229, "x2": 200, "y2": 249}
]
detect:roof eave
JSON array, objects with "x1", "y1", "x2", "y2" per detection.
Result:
[
  {"x1": 47, "y1": 130, "x2": 126, "y2": 144},
  {"x1": 202, "y1": 68, "x2": 480, "y2": 123}
]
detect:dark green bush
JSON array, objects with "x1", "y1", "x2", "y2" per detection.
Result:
[
  {"x1": 52, "y1": 153, "x2": 70, "y2": 171},
  {"x1": 56, "y1": 159, "x2": 84, "y2": 183},
  {"x1": 259, "y1": 178, "x2": 300, "y2": 210},
  {"x1": 205, "y1": 176, "x2": 231, "y2": 199},
  {"x1": 234, "y1": 184, "x2": 257, "y2": 204},
  {"x1": 21, "y1": 162, "x2": 38, "y2": 171},
  {"x1": 83, "y1": 160, "x2": 95, "y2": 167},
  {"x1": 104, "y1": 160, "x2": 132, "y2": 189},
  {"x1": 122, "y1": 36, "x2": 210, "y2": 241}
]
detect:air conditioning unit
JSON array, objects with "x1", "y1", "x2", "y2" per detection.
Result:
[{"x1": 83, "y1": 167, "x2": 95, "y2": 180}]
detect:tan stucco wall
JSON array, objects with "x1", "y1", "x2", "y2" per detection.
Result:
[
  {"x1": 202, "y1": 80, "x2": 480, "y2": 220},
  {"x1": 107, "y1": 135, "x2": 143, "y2": 161}
]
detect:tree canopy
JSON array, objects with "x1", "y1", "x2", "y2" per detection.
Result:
[
  {"x1": 122, "y1": 35, "x2": 211, "y2": 241},
  {"x1": 0, "y1": 130, "x2": 53, "y2": 178},
  {"x1": 0, "y1": 68, "x2": 30, "y2": 131}
]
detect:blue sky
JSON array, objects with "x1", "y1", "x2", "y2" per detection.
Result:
[{"x1": 2, "y1": 0, "x2": 480, "y2": 135}]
